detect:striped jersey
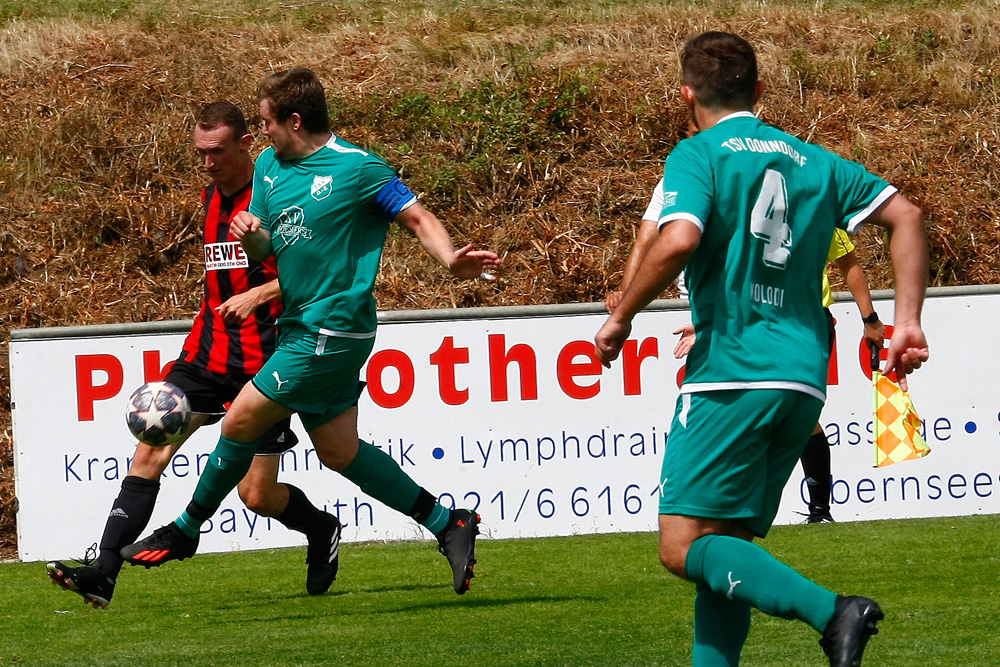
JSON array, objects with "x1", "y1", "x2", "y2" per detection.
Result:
[{"x1": 178, "y1": 181, "x2": 281, "y2": 375}]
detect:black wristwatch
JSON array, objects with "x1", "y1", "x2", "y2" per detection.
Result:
[{"x1": 863, "y1": 312, "x2": 880, "y2": 325}]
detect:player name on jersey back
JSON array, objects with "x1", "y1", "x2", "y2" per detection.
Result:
[
  {"x1": 720, "y1": 137, "x2": 807, "y2": 167},
  {"x1": 204, "y1": 242, "x2": 249, "y2": 271}
]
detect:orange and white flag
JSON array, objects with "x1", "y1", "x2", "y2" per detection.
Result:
[{"x1": 872, "y1": 346, "x2": 930, "y2": 467}]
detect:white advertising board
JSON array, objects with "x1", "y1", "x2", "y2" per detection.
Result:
[{"x1": 10, "y1": 291, "x2": 1000, "y2": 562}]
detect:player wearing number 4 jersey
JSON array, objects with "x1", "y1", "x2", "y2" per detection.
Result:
[
  {"x1": 595, "y1": 32, "x2": 928, "y2": 666},
  {"x1": 124, "y1": 68, "x2": 500, "y2": 595},
  {"x1": 610, "y1": 183, "x2": 885, "y2": 525}
]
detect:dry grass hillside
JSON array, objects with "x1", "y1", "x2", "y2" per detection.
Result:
[{"x1": 1, "y1": 0, "x2": 998, "y2": 558}]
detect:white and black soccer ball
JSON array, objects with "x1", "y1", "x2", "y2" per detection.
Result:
[{"x1": 125, "y1": 381, "x2": 192, "y2": 446}]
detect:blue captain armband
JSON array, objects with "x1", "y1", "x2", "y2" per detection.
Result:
[{"x1": 373, "y1": 177, "x2": 418, "y2": 219}]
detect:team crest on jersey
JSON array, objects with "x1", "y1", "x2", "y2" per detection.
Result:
[
  {"x1": 664, "y1": 191, "x2": 678, "y2": 207},
  {"x1": 311, "y1": 175, "x2": 333, "y2": 201},
  {"x1": 274, "y1": 206, "x2": 313, "y2": 246}
]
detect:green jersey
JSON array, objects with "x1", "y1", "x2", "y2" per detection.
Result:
[
  {"x1": 249, "y1": 135, "x2": 408, "y2": 337},
  {"x1": 660, "y1": 112, "x2": 895, "y2": 399}
]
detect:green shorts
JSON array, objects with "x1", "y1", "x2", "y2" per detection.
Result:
[
  {"x1": 253, "y1": 327, "x2": 375, "y2": 432},
  {"x1": 659, "y1": 388, "x2": 823, "y2": 537}
]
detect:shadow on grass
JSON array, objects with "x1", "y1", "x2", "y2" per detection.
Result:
[
  {"x1": 205, "y1": 593, "x2": 596, "y2": 626},
  {"x1": 207, "y1": 581, "x2": 448, "y2": 611},
  {"x1": 208, "y1": 585, "x2": 604, "y2": 619},
  {"x1": 208, "y1": 588, "x2": 355, "y2": 610},
  {"x1": 367, "y1": 593, "x2": 605, "y2": 614}
]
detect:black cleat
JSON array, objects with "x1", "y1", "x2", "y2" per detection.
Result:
[
  {"x1": 305, "y1": 513, "x2": 342, "y2": 595},
  {"x1": 46, "y1": 545, "x2": 116, "y2": 609},
  {"x1": 820, "y1": 595, "x2": 884, "y2": 667},
  {"x1": 436, "y1": 509, "x2": 479, "y2": 595},
  {"x1": 120, "y1": 523, "x2": 199, "y2": 568},
  {"x1": 807, "y1": 509, "x2": 836, "y2": 524}
]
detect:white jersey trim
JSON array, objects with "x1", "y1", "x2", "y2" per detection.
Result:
[
  {"x1": 658, "y1": 213, "x2": 704, "y2": 232},
  {"x1": 846, "y1": 185, "x2": 897, "y2": 233},
  {"x1": 318, "y1": 327, "x2": 376, "y2": 340},
  {"x1": 315, "y1": 328, "x2": 376, "y2": 355},
  {"x1": 716, "y1": 111, "x2": 758, "y2": 124},
  {"x1": 679, "y1": 381, "x2": 826, "y2": 402},
  {"x1": 325, "y1": 134, "x2": 369, "y2": 156}
]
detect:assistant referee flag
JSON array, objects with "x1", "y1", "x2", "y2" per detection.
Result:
[{"x1": 872, "y1": 356, "x2": 931, "y2": 467}]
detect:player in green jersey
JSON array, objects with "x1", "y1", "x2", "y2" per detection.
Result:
[
  {"x1": 610, "y1": 193, "x2": 886, "y2": 525},
  {"x1": 595, "y1": 32, "x2": 928, "y2": 666},
  {"x1": 123, "y1": 68, "x2": 501, "y2": 596}
]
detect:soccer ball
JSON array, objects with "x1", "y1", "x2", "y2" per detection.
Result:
[{"x1": 125, "y1": 381, "x2": 192, "y2": 446}]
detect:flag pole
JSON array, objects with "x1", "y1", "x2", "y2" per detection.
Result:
[{"x1": 870, "y1": 341, "x2": 881, "y2": 468}]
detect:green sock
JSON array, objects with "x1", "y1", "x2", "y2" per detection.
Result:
[
  {"x1": 685, "y1": 534, "x2": 837, "y2": 633},
  {"x1": 692, "y1": 585, "x2": 751, "y2": 666},
  {"x1": 422, "y1": 503, "x2": 451, "y2": 535},
  {"x1": 174, "y1": 435, "x2": 260, "y2": 538},
  {"x1": 340, "y1": 440, "x2": 420, "y2": 516},
  {"x1": 405, "y1": 487, "x2": 451, "y2": 535}
]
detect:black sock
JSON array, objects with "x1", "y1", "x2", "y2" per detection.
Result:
[
  {"x1": 95, "y1": 475, "x2": 160, "y2": 578},
  {"x1": 275, "y1": 484, "x2": 329, "y2": 537},
  {"x1": 183, "y1": 498, "x2": 215, "y2": 522},
  {"x1": 406, "y1": 488, "x2": 438, "y2": 524},
  {"x1": 800, "y1": 432, "x2": 832, "y2": 512}
]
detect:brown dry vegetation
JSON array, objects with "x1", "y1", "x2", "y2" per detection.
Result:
[{"x1": 1, "y1": 0, "x2": 999, "y2": 559}]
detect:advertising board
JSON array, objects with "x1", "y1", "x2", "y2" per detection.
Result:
[{"x1": 11, "y1": 290, "x2": 998, "y2": 562}]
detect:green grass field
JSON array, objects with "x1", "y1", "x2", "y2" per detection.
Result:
[{"x1": 1, "y1": 514, "x2": 997, "y2": 666}]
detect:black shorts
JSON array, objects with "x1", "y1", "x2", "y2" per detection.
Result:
[{"x1": 165, "y1": 358, "x2": 299, "y2": 455}]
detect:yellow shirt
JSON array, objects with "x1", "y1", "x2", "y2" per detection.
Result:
[{"x1": 822, "y1": 228, "x2": 855, "y2": 308}]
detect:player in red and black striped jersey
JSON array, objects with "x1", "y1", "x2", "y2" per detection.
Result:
[
  {"x1": 46, "y1": 101, "x2": 340, "y2": 609},
  {"x1": 179, "y1": 177, "x2": 280, "y2": 376}
]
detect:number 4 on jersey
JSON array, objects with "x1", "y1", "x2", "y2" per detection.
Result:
[{"x1": 750, "y1": 168, "x2": 792, "y2": 269}]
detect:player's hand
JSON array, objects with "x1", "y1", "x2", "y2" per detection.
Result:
[
  {"x1": 448, "y1": 244, "x2": 501, "y2": 280},
  {"x1": 672, "y1": 323, "x2": 696, "y2": 359},
  {"x1": 230, "y1": 211, "x2": 273, "y2": 261},
  {"x1": 230, "y1": 211, "x2": 262, "y2": 240},
  {"x1": 595, "y1": 315, "x2": 632, "y2": 368},
  {"x1": 863, "y1": 320, "x2": 886, "y2": 350},
  {"x1": 882, "y1": 322, "x2": 928, "y2": 392},
  {"x1": 605, "y1": 290, "x2": 623, "y2": 314},
  {"x1": 216, "y1": 290, "x2": 259, "y2": 324}
]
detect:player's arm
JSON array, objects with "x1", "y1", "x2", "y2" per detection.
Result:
[
  {"x1": 596, "y1": 220, "x2": 701, "y2": 367},
  {"x1": 607, "y1": 179, "x2": 666, "y2": 313},
  {"x1": 832, "y1": 251, "x2": 884, "y2": 349},
  {"x1": 607, "y1": 216, "x2": 658, "y2": 313},
  {"x1": 395, "y1": 202, "x2": 501, "y2": 280},
  {"x1": 865, "y1": 193, "x2": 928, "y2": 390},
  {"x1": 231, "y1": 211, "x2": 273, "y2": 262},
  {"x1": 216, "y1": 279, "x2": 281, "y2": 324}
]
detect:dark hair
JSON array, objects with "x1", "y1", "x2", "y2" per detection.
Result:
[
  {"x1": 257, "y1": 67, "x2": 331, "y2": 134},
  {"x1": 197, "y1": 100, "x2": 249, "y2": 139},
  {"x1": 681, "y1": 32, "x2": 758, "y2": 110}
]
